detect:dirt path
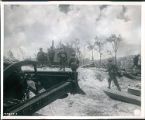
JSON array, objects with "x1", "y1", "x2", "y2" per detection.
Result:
[{"x1": 35, "y1": 67, "x2": 141, "y2": 116}]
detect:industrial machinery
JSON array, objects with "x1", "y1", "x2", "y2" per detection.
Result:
[{"x1": 4, "y1": 60, "x2": 83, "y2": 116}]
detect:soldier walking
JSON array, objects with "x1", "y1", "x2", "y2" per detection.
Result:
[
  {"x1": 69, "y1": 52, "x2": 79, "y2": 72},
  {"x1": 57, "y1": 47, "x2": 67, "y2": 71},
  {"x1": 37, "y1": 48, "x2": 46, "y2": 67},
  {"x1": 107, "y1": 59, "x2": 121, "y2": 91}
]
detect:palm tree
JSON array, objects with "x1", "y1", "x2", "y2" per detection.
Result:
[
  {"x1": 87, "y1": 42, "x2": 95, "y2": 62},
  {"x1": 107, "y1": 34, "x2": 122, "y2": 64},
  {"x1": 94, "y1": 36, "x2": 104, "y2": 66}
]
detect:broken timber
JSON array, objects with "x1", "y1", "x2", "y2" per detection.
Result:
[
  {"x1": 128, "y1": 86, "x2": 141, "y2": 96},
  {"x1": 4, "y1": 60, "x2": 84, "y2": 116},
  {"x1": 5, "y1": 81, "x2": 73, "y2": 115},
  {"x1": 104, "y1": 88, "x2": 141, "y2": 106}
]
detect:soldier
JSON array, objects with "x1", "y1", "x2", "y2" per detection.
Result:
[
  {"x1": 107, "y1": 59, "x2": 121, "y2": 91},
  {"x1": 133, "y1": 55, "x2": 139, "y2": 67},
  {"x1": 4, "y1": 66, "x2": 28, "y2": 100},
  {"x1": 37, "y1": 48, "x2": 46, "y2": 67},
  {"x1": 57, "y1": 47, "x2": 67, "y2": 71},
  {"x1": 133, "y1": 54, "x2": 141, "y2": 75},
  {"x1": 69, "y1": 52, "x2": 79, "y2": 72},
  {"x1": 48, "y1": 47, "x2": 55, "y2": 65},
  {"x1": 138, "y1": 55, "x2": 141, "y2": 69}
]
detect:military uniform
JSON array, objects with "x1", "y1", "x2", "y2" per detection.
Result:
[
  {"x1": 37, "y1": 49, "x2": 46, "y2": 66},
  {"x1": 107, "y1": 60, "x2": 121, "y2": 91},
  {"x1": 69, "y1": 54, "x2": 79, "y2": 72},
  {"x1": 4, "y1": 68, "x2": 28, "y2": 100},
  {"x1": 58, "y1": 50, "x2": 67, "y2": 71},
  {"x1": 133, "y1": 55, "x2": 139, "y2": 67}
]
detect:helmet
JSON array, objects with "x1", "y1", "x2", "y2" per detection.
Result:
[{"x1": 108, "y1": 58, "x2": 113, "y2": 62}]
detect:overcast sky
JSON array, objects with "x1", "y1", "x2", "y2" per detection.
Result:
[{"x1": 4, "y1": 5, "x2": 141, "y2": 60}]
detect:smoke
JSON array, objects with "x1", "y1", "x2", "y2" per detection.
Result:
[
  {"x1": 58, "y1": 5, "x2": 71, "y2": 14},
  {"x1": 117, "y1": 6, "x2": 130, "y2": 22},
  {"x1": 96, "y1": 5, "x2": 109, "y2": 21},
  {"x1": 4, "y1": 5, "x2": 141, "y2": 60}
]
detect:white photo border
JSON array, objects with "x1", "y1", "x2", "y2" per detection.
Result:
[{"x1": 1, "y1": 1, "x2": 145, "y2": 119}]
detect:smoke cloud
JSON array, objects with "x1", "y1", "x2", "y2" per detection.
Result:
[{"x1": 4, "y1": 5, "x2": 141, "y2": 60}]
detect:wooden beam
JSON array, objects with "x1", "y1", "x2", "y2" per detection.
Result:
[
  {"x1": 128, "y1": 86, "x2": 141, "y2": 96},
  {"x1": 104, "y1": 88, "x2": 141, "y2": 106}
]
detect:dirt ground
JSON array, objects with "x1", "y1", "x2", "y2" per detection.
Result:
[{"x1": 35, "y1": 67, "x2": 141, "y2": 116}]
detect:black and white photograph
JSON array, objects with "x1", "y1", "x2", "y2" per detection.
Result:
[
  {"x1": 3, "y1": 4, "x2": 142, "y2": 117},
  {"x1": 0, "y1": 4, "x2": 1, "y2": 116}
]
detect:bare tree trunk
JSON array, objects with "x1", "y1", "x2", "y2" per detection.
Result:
[
  {"x1": 100, "y1": 54, "x2": 102, "y2": 67},
  {"x1": 115, "y1": 52, "x2": 117, "y2": 65},
  {"x1": 92, "y1": 49, "x2": 94, "y2": 61}
]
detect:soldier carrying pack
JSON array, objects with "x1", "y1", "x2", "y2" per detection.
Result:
[{"x1": 107, "y1": 59, "x2": 121, "y2": 91}]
